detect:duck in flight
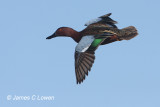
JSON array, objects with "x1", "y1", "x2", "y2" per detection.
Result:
[{"x1": 46, "y1": 13, "x2": 138, "y2": 84}]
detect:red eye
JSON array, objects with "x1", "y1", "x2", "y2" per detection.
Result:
[{"x1": 59, "y1": 28, "x2": 62, "y2": 32}]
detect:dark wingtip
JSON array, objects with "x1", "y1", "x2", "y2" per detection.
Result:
[
  {"x1": 77, "y1": 81, "x2": 80, "y2": 84},
  {"x1": 77, "y1": 80, "x2": 83, "y2": 84},
  {"x1": 108, "y1": 13, "x2": 112, "y2": 16},
  {"x1": 99, "y1": 13, "x2": 112, "y2": 18}
]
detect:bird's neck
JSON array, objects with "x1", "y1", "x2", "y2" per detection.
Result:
[{"x1": 64, "y1": 27, "x2": 82, "y2": 43}]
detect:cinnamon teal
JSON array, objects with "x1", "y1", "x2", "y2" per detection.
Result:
[{"x1": 46, "y1": 13, "x2": 138, "y2": 84}]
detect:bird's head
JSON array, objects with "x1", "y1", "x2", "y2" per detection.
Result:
[{"x1": 46, "y1": 27, "x2": 74, "y2": 39}]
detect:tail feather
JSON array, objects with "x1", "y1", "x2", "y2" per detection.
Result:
[{"x1": 119, "y1": 26, "x2": 138, "y2": 40}]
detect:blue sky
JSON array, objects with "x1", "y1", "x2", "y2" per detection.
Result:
[{"x1": 0, "y1": 0, "x2": 160, "y2": 107}]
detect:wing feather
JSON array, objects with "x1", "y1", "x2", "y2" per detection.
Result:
[
  {"x1": 81, "y1": 63, "x2": 88, "y2": 75},
  {"x1": 75, "y1": 52, "x2": 95, "y2": 84},
  {"x1": 84, "y1": 13, "x2": 117, "y2": 28}
]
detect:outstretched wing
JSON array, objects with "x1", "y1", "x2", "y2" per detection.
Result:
[
  {"x1": 74, "y1": 33, "x2": 114, "y2": 84},
  {"x1": 84, "y1": 13, "x2": 117, "y2": 28},
  {"x1": 75, "y1": 35, "x2": 95, "y2": 84}
]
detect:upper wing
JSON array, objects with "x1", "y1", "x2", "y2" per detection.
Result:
[{"x1": 84, "y1": 13, "x2": 117, "y2": 28}]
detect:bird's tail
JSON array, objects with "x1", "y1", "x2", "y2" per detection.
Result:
[{"x1": 119, "y1": 26, "x2": 138, "y2": 40}]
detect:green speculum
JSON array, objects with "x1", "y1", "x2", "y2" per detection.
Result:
[
  {"x1": 87, "y1": 39, "x2": 104, "y2": 51},
  {"x1": 91, "y1": 39, "x2": 103, "y2": 47}
]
